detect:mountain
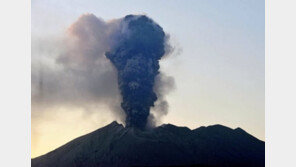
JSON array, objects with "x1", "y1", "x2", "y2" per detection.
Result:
[{"x1": 32, "y1": 121, "x2": 265, "y2": 167}]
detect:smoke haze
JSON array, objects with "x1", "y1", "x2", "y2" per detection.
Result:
[{"x1": 32, "y1": 14, "x2": 175, "y2": 129}]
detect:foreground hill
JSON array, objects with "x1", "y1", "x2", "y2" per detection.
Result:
[{"x1": 32, "y1": 121, "x2": 265, "y2": 167}]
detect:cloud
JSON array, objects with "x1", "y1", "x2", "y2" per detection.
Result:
[
  {"x1": 149, "y1": 73, "x2": 176, "y2": 126},
  {"x1": 32, "y1": 14, "x2": 123, "y2": 120},
  {"x1": 32, "y1": 13, "x2": 176, "y2": 127}
]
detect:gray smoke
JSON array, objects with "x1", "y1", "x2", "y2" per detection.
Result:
[
  {"x1": 149, "y1": 73, "x2": 175, "y2": 127},
  {"x1": 32, "y1": 14, "x2": 175, "y2": 128},
  {"x1": 106, "y1": 15, "x2": 171, "y2": 128},
  {"x1": 32, "y1": 14, "x2": 122, "y2": 118}
]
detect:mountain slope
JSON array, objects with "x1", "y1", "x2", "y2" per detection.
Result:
[{"x1": 32, "y1": 121, "x2": 265, "y2": 167}]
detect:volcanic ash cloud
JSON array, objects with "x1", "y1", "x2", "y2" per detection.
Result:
[
  {"x1": 106, "y1": 15, "x2": 168, "y2": 128},
  {"x1": 32, "y1": 14, "x2": 174, "y2": 129}
]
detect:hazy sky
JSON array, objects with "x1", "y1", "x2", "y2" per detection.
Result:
[{"x1": 32, "y1": 0, "x2": 265, "y2": 158}]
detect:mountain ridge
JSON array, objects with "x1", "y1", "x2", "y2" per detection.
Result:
[{"x1": 32, "y1": 121, "x2": 264, "y2": 167}]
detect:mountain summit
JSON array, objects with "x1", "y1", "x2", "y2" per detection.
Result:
[{"x1": 32, "y1": 121, "x2": 265, "y2": 167}]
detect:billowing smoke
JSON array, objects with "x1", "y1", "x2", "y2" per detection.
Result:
[
  {"x1": 149, "y1": 73, "x2": 175, "y2": 127},
  {"x1": 106, "y1": 15, "x2": 167, "y2": 128},
  {"x1": 32, "y1": 14, "x2": 123, "y2": 119},
  {"x1": 32, "y1": 14, "x2": 175, "y2": 129}
]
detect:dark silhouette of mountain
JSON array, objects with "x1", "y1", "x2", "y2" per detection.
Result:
[{"x1": 32, "y1": 121, "x2": 265, "y2": 167}]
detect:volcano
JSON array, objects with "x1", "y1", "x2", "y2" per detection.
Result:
[{"x1": 31, "y1": 121, "x2": 265, "y2": 167}]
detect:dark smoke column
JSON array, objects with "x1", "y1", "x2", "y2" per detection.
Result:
[{"x1": 106, "y1": 15, "x2": 166, "y2": 129}]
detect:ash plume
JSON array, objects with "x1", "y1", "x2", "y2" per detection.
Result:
[
  {"x1": 106, "y1": 15, "x2": 167, "y2": 128},
  {"x1": 32, "y1": 14, "x2": 174, "y2": 129}
]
